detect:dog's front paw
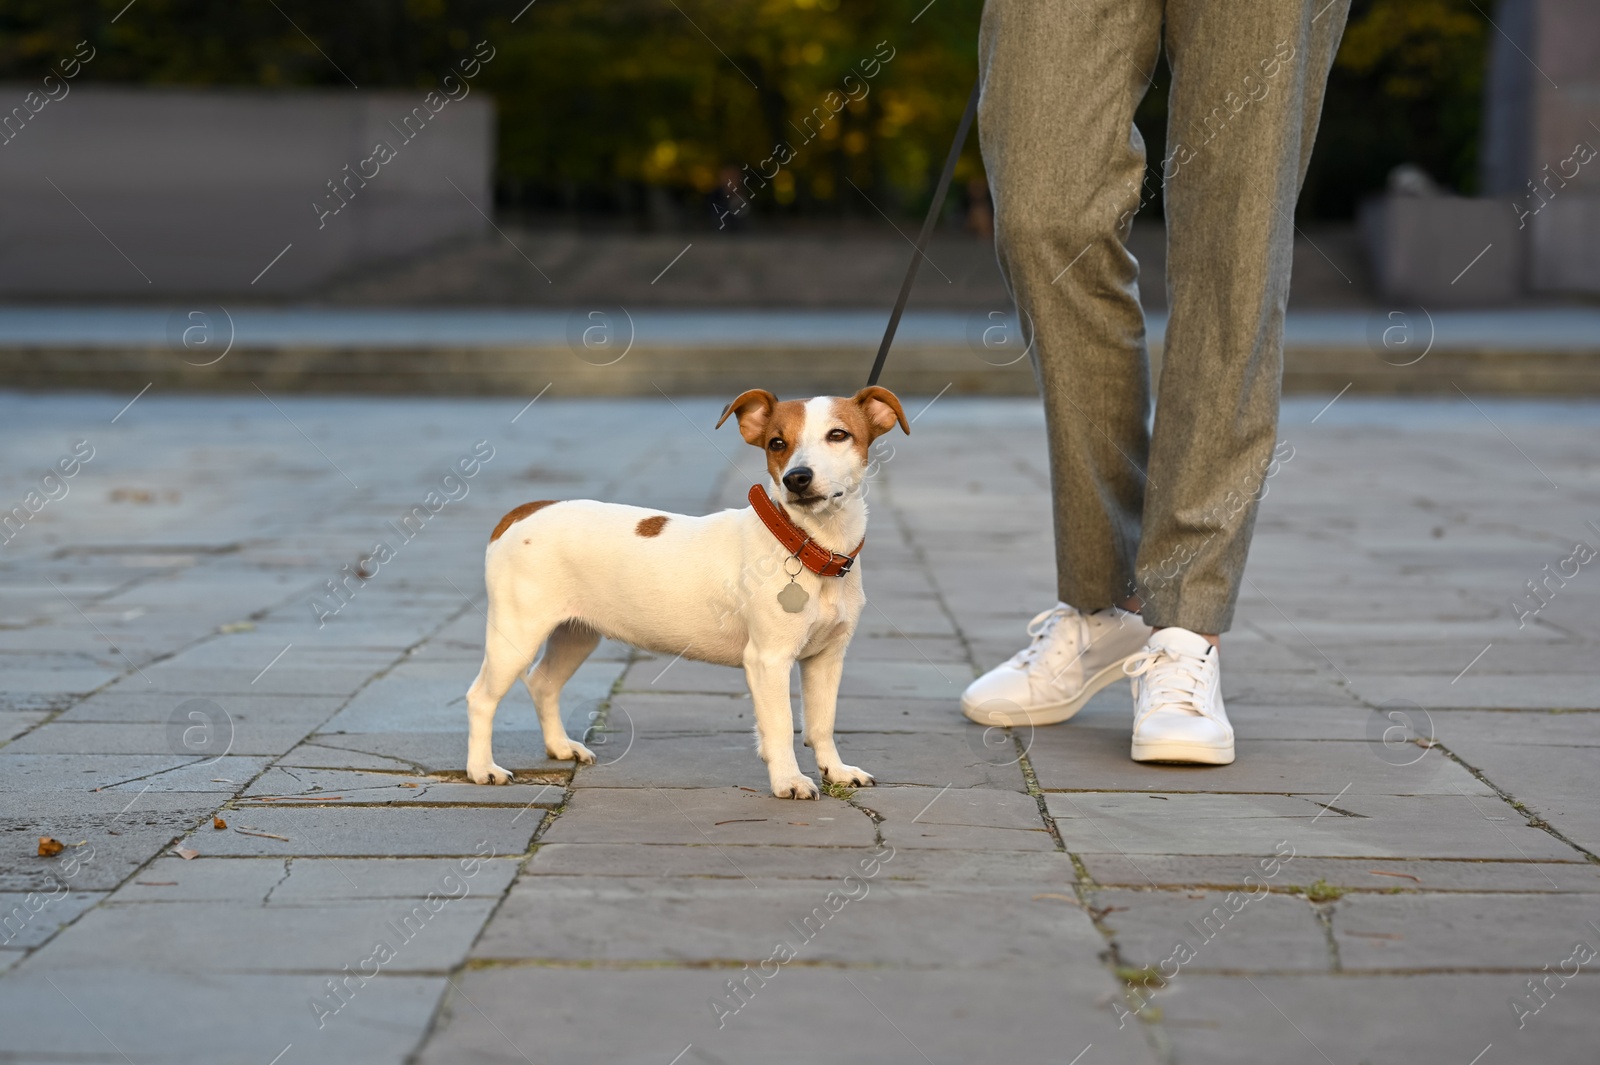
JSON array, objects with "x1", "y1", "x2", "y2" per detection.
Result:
[
  {"x1": 468, "y1": 762, "x2": 514, "y2": 785},
  {"x1": 547, "y1": 740, "x2": 595, "y2": 764},
  {"x1": 771, "y1": 773, "x2": 820, "y2": 800},
  {"x1": 821, "y1": 763, "x2": 876, "y2": 788}
]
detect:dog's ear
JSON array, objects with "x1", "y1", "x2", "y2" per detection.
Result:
[
  {"x1": 852, "y1": 387, "x2": 910, "y2": 438},
  {"x1": 716, "y1": 388, "x2": 779, "y2": 445}
]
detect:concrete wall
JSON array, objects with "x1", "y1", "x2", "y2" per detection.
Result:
[
  {"x1": 1359, "y1": 196, "x2": 1522, "y2": 305},
  {"x1": 1366, "y1": 0, "x2": 1599, "y2": 301},
  {"x1": 1523, "y1": 0, "x2": 1600, "y2": 293},
  {"x1": 1480, "y1": 0, "x2": 1600, "y2": 295},
  {"x1": 0, "y1": 87, "x2": 494, "y2": 296}
]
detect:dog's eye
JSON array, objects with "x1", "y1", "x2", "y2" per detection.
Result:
[
  {"x1": 767, "y1": 438, "x2": 787, "y2": 452},
  {"x1": 827, "y1": 429, "x2": 851, "y2": 442}
]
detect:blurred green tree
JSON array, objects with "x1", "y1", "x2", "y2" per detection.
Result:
[{"x1": 0, "y1": 0, "x2": 1488, "y2": 223}]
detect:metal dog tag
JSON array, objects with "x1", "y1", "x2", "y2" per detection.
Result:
[{"x1": 777, "y1": 582, "x2": 810, "y2": 613}]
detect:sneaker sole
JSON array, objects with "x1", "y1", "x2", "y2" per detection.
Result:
[
  {"x1": 1130, "y1": 739, "x2": 1235, "y2": 765},
  {"x1": 961, "y1": 655, "x2": 1136, "y2": 728}
]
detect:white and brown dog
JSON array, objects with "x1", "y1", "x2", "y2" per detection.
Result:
[{"x1": 465, "y1": 386, "x2": 909, "y2": 798}]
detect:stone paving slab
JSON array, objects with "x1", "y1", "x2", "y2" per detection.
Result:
[
  {"x1": 1314, "y1": 640, "x2": 1600, "y2": 675},
  {"x1": 1095, "y1": 887, "x2": 1333, "y2": 972},
  {"x1": 0, "y1": 710, "x2": 52, "y2": 744},
  {"x1": 1149, "y1": 973, "x2": 1599, "y2": 1065},
  {"x1": 619, "y1": 657, "x2": 964, "y2": 700},
  {"x1": 859, "y1": 785, "x2": 1056, "y2": 851},
  {"x1": 98, "y1": 664, "x2": 382, "y2": 698},
  {"x1": 0, "y1": 968, "x2": 449, "y2": 1065},
  {"x1": 1331, "y1": 891, "x2": 1600, "y2": 970},
  {"x1": 476, "y1": 873, "x2": 1103, "y2": 967},
  {"x1": 580, "y1": 730, "x2": 1029, "y2": 791},
  {"x1": 322, "y1": 655, "x2": 624, "y2": 735},
  {"x1": 188, "y1": 807, "x2": 546, "y2": 857},
  {"x1": 601, "y1": 691, "x2": 981, "y2": 740},
  {"x1": 525, "y1": 843, "x2": 1076, "y2": 882},
  {"x1": 0, "y1": 889, "x2": 105, "y2": 949},
  {"x1": 1067, "y1": 696, "x2": 1383, "y2": 741},
  {"x1": 1081, "y1": 853, "x2": 1600, "y2": 892},
  {"x1": 282, "y1": 729, "x2": 572, "y2": 775},
  {"x1": 1029, "y1": 731, "x2": 1491, "y2": 794},
  {"x1": 1348, "y1": 672, "x2": 1600, "y2": 710},
  {"x1": 108, "y1": 855, "x2": 521, "y2": 902},
  {"x1": 0, "y1": 752, "x2": 269, "y2": 793},
  {"x1": 1045, "y1": 792, "x2": 1577, "y2": 860},
  {"x1": 1431, "y1": 710, "x2": 1600, "y2": 747},
  {"x1": 54, "y1": 690, "x2": 346, "y2": 727},
  {"x1": 1434, "y1": 743, "x2": 1600, "y2": 854},
  {"x1": 538, "y1": 788, "x2": 877, "y2": 847},
  {"x1": 239, "y1": 766, "x2": 562, "y2": 805},
  {"x1": 32, "y1": 896, "x2": 501, "y2": 973},
  {"x1": 3, "y1": 717, "x2": 327, "y2": 756},
  {"x1": 417, "y1": 967, "x2": 1151, "y2": 1065}
]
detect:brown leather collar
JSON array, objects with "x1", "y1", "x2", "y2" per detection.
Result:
[{"x1": 748, "y1": 485, "x2": 864, "y2": 577}]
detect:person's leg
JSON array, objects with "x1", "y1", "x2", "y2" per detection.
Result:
[
  {"x1": 1124, "y1": 0, "x2": 1349, "y2": 766},
  {"x1": 978, "y1": 0, "x2": 1164, "y2": 614},
  {"x1": 1134, "y1": 0, "x2": 1351, "y2": 635},
  {"x1": 960, "y1": 0, "x2": 1163, "y2": 730}
]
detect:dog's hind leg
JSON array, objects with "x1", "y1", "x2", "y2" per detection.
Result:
[
  {"x1": 521, "y1": 620, "x2": 600, "y2": 764},
  {"x1": 466, "y1": 602, "x2": 556, "y2": 785}
]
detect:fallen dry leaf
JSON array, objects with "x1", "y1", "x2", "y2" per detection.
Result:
[
  {"x1": 213, "y1": 817, "x2": 228, "y2": 830},
  {"x1": 218, "y1": 621, "x2": 255, "y2": 634},
  {"x1": 37, "y1": 837, "x2": 65, "y2": 857},
  {"x1": 401, "y1": 783, "x2": 420, "y2": 788},
  {"x1": 174, "y1": 847, "x2": 199, "y2": 860}
]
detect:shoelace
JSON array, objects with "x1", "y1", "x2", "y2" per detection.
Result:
[
  {"x1": 1124, "y1": 645, "x2": 1217, "y2": 723},
  {"x1": 1007, "y1": 606, "x2": 1079, "y2": 670}
]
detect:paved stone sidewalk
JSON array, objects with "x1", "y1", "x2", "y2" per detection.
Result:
[{"x1": 1, "y1": 390, "x2": 1597, "y2": 1064}]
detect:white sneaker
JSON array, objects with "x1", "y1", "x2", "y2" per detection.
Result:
[
  {"x1": 1125, "y1": 627, "x2": 1234, "y2": 765},
  {"x1": 962, "y1": 604, "x2": 1152, "y2": 727}
]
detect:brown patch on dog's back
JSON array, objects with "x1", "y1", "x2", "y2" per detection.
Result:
[
  {"x1": 636, "y1": 515, "x2": 669, "y2": 537},
  {"x1": 763, "y1": 399, "x2": 810, "y2": 481},
  {"x1": 490, "y1": 500, "x2": 559, "y2": 543}
]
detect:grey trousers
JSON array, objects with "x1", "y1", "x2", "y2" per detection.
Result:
[{"x1": 978, "y1": 0, "x2": 1350, "y2": 633}]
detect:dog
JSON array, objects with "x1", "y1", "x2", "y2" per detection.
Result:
[{"x1": 465, "y1": 386, "x2": 910, "y2": 799}]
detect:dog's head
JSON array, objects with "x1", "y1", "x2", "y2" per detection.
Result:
[{"x1": 716, "y1": 387, "x2": 909, "y2": 510}]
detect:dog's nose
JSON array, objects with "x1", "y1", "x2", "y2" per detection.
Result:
[{"x1": 782, "y1": 467, "x2": 813, "y2": 494}]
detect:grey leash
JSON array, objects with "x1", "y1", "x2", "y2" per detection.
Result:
[{"x1": 866, "y1": 77, "x2": 981, "y2": 387}]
